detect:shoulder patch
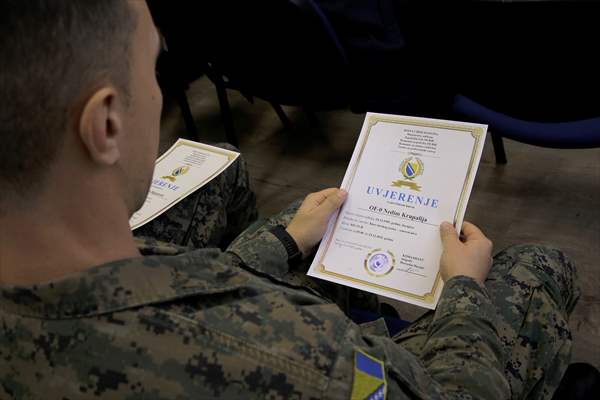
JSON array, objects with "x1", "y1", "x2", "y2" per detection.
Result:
[{"x1": 351, "y1": 348, "x2": 387, "y2": 400}]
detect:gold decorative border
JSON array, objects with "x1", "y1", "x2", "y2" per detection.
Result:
[
  {"x1": 131, "y1": 139, "x2": 238, "y2": 230},
  {"x1": 317, "y1": 115, "x2": 483, "y2": 303},
  {"x1": 156, "y1": 139, "x2": 237, "y2": 163}
]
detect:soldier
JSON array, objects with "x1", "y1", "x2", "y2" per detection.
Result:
[{"x1": 0, "y1": 1, "x2": 579, "y2": 399}]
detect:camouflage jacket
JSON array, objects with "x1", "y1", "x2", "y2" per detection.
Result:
[{"x1": 0, "y1": 230, "x2": 509, "y2": 399}]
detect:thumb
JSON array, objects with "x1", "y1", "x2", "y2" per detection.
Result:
[
  {"x1": 318, "y1": 189, "x2": 347, "y2": 216},
  {"x1": 440, "y1": 221, "x2": 460, "y2": 248}
]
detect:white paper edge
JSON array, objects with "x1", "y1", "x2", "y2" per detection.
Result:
[{"x1": 308, "y1": 112, "x2": 488, "y2": 309}]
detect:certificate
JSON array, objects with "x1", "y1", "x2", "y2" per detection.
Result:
[
  {"x1": 307, "y1": 113, "x2": 487, "y2": 309},
  {"x1": 129, "y1": 139, "x2": 239, "y2": 230}
]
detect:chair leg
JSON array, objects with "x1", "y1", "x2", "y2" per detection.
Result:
[
  {"x1": 270, "y1": 103, "x2": 292, "y2": 130},
  {"x1": 491, "y1": 132, "x2": 507, "y2": 164},
  {"x1": 214, "y1": 83, "x2": 238, "y2": 147},
  {"x1": 176, "y1": 89, "x2": 199, "y2": 141}
]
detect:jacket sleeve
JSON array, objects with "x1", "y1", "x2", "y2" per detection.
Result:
[
  {"x1": 225, "y1": 230, "x2": 290, "y2": 279},
  {"x1": 325, "y1": 276, "x2": 510, "y2": 400}
]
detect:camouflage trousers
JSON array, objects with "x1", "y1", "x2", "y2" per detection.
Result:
[{"x1": 394, "y1": 244, "x2": 581, "y2": 400}]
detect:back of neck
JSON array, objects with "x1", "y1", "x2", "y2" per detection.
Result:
[{"x1": 0, "y1": 194, "x2": 140, "y2": 286}]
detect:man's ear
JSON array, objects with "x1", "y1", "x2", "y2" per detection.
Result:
[{"x1": 79, "y1": 87, "x2": 123, "y2": 166}]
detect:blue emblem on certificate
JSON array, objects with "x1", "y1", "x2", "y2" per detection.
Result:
[
  {"x1": 351, "y1": 349, "x2": 387, "y2": 400},
  {"x1": 364, "y1": 249, "x2": 395, "y2": 277},
  {"x1": 161, "y1": 165, "x2": 189, "y2": 182},
  {"x1": 391, "y1": 157, "x2": 424, "y2": 191}
]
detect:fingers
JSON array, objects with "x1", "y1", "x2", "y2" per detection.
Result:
[
  {"x1": 462, "y1": 221, "x2": 493, "y2": 253},
  {"x1": 443, "y1": 221, "x2": 490, "y2": 247},
  {"x1": 460, "y1": 221, "x2": 486, "y2": 240},
  {"x1": 301, "y1": 188, "x2": 336, "y2": 211},
  {"x1": 319, "y1": 189, "x2": 347, "y2": 215},
  {"x1": 439, "y1": 221, "x2": 459, "y2": 248},
  {"x1": 303, "y1": 188, "x2": 346, "y2": 212}
]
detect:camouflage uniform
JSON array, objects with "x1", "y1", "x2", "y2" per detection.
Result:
[
  {"x1": 0, "y1": 150, "x2": 580, "y2": 399},
  {"x1": 394, "y1": 244, "x2": 580, "y2": 399},
  {"x1": 134, "y1": 145, "x2": 378, "y2": 315}
]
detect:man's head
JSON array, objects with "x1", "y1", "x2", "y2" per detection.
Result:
[{"x1": 0, "y1": 0, "x2": 162, "y2": 214}]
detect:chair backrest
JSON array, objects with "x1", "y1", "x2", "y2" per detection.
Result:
[
  {"x1": 149, "y1": 0, "x2": 350, "y2": 110},
  {"x1": 452, "y1": 95, "x2": 600, "y2": 149},
  {"x1": 446, "y1": 2, "x2": 600, "y2": 122}
]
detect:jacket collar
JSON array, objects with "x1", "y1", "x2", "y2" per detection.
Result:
[{"x1": 0, "y1": 248, "x2": 249, "y2": 319}]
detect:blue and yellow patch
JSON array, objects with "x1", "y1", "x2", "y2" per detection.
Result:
[{"x1": 350, "y1": 349, "x2": 387, "y2": 400}]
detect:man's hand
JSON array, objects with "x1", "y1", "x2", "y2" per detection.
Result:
[
  {"x1": 286, "y1": 188, "x2": 347, "y2": 258},
  {"x1": 439, "y1": 221, "x2": 493, "y2": 285}
]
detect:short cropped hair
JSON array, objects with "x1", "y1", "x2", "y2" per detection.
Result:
[{"x1": 0, "y1": 0, "x2": 135, "y2": 198}]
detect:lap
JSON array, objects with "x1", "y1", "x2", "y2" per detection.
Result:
[{"x1": 394, "y1": 244, "x2": 580, "y2": 399}]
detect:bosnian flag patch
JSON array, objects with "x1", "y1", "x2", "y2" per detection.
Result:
[{"x1": 351, "y1": 348, "x2": 387, "y2": 400}]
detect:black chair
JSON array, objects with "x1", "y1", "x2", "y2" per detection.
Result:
[{"x1": 148, "y1": 0, "x2": 350, "y2": 146}]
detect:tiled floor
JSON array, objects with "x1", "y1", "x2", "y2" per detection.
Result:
[{"x1": 160, "y1": 77, "x2": 600, "y2": 367}]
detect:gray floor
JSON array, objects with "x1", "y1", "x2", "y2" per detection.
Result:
[{"x1": 160, "y1": 77, "x2": 600, "y2": 368}]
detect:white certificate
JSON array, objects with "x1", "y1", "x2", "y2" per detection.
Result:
[
  {"x1": 129, "y1": 139, "x2": 239, "y2": 230},
  {"x1": 308, "y1": 113, "x2": 487, "y2": 309}
]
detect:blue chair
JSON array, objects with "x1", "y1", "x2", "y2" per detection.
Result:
[{"x1": 452, "y1": 94, "x2": 600, "y2": 164}]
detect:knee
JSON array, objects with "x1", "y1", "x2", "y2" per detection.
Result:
[{"x1": 495, "y1": 244, "x2": 581, "y2": 313}]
